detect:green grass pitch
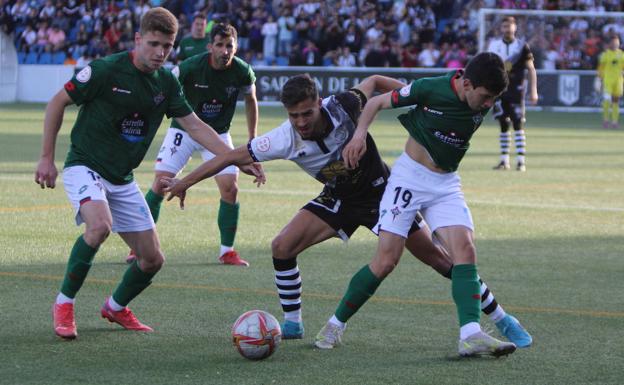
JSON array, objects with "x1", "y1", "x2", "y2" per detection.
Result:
[{"x1": 0, "y1": 103, "x2": 622, "y2": 385}]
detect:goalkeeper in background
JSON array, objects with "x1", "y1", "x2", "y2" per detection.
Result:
[{"x1": 597, "y1": 35, "x2": 624, "y2": 129}]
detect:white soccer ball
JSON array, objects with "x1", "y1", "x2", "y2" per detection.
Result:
[{"x1": 232, "y1": 310, "x2": 282, "y2": 360}]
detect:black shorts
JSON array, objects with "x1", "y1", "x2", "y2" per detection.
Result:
[
  {"x1": 303, "y1": 191, "x2": 422, "y2": 241},
  {"x1": 492, "y1": 96, "x2": 525, "y2": 123}
]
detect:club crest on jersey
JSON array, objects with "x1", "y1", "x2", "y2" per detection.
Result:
[
  {"x1": 153, "y1": 92, "x2": 165, "y2": 106},
  {"x1": 256, "y1": 137, "x2": 270, "y2": 152},
  {"x1": 334, "y1": 126, "x2": 348, "y2": 143},
  {"x1": 119, "y1": 112, "x2": 148, "y2": 143},
  {"x1": 225, "y1": 86, "x2": 238, "y2": 98},
  {"x1": 472, "y1": 114, "x2": 483, "y2": 129},
  {"x1": 76, "y1": 66, "x2": 92, "y2": 83}
]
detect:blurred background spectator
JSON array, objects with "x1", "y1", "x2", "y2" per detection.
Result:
[{"x1": 0, "y1": 0, "x2": 622, "y2": 67}]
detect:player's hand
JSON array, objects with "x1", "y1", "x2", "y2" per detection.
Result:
[
  {"x1": 34, "y1": 158, "x2": 58, "y2": 189},
  {"x1": 240, "y1": 163, "x2": 266, "y2": 187},
  {"x1": 528, "y1": 92, "x2": 538, "y2": 105},
  {"x1": 342, "y1": 131, "x2": 367, "y2": 169},
  {"x1": 161, "y1": 177, "x2": 187, "y2": 209}
]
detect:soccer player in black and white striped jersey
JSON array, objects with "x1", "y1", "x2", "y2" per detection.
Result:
[
  {"x1": 487, "y1": 16, "x2": 538, "y2": 171},
  {"x1": 161, "y1": 74, "x2": 531, "y2": 348}
]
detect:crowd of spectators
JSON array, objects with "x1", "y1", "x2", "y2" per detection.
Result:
[{"x1": 1, "y1": 0, "x2": 624, "y2": 69}]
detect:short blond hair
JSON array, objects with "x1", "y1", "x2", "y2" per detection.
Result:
[{"x1": 140, "y1": 7, "x2": 178, "y2": 36}]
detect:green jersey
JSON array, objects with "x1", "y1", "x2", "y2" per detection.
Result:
[
  {"x1": 171, "y1": 53, "x2": 255, "y2": 134},
  {"x1": 63, "y1": 51, "x2": 193, "y2": 185},
  {"x1": 177, "y1": 35, "x2": 210, "y2": 61},
  {"x1": 390, "y1": 70, "x2": 489, "y2": 172}
]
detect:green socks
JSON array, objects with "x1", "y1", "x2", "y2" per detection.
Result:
[
  {"x1": 335, "y1": 265, "x2": 383, "y2": 323},
  {"x1": 112, "y1": 260, "x2": 157, "y2": 307},
  {"x1": 60, "y1": 235, "x2": 99, "y2": 298},
  {"x1": 145, "y1": 188, "x2": 164, "y2": 223},
  {"x1": 452, "y1": 264, "x2": 481, "y2": 327},
  {"x1": 218, "y1": 199, "x2": 239, "y2": 247}
]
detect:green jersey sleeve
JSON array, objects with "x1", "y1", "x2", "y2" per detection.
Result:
[
  {"x1": 390, "y1": 79, "x2": 426, "y2": 108},
  {"x1": 63, "y1": 60, "x2": 108, "y2": 105},
  {"x1": 242, "y1": 65, "x2": 256, "y2": 93}
]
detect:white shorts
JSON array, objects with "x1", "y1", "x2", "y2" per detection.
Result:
[
  {"x1": 154, "y1": 128, "x2": 239, "y2": 176},
  {"x1": 63, "y1": 165, "x2": 155, "y2": 233},
  {"x1": 376, "y1": 152, "x2": 474, "y2": 238}
]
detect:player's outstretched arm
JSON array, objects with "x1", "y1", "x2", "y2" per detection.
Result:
[
  {"x1": 176, "y1": 112, "x2": 232, "y2": 156},
  {"x1": 353, "y1": 75, "x2": 406, "y2": 100},
  {"x1": 162, "y1": 145, "x2": 263, "y2": 208},
  {"x1": 35, "y1": 89, "x2": 73, "y2": 189},
  {"x1": 342, "y1": 91, "x2": 394, "y2": 169}
]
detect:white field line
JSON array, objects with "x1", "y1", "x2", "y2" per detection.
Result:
[{"x1": 3, "y1": 175, "x2": 623, "y2": 213}]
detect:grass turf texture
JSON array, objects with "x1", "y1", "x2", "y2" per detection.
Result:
[{"x1": 0, "y1": 103, "x2": 622, "y2": 385}]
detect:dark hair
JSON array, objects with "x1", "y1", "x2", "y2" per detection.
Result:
[
  {"x1": 463, "y1": 52, "x2": 508, "y2": 95},
  {"x1": 280, "y1": 74, "x2": 319, "y2": 108},
  {"x1": 210, "y1": 23, "x2": 238, "y2": 42},
  {"x1": 140, "y1": 7, "x2": 178, "y2": 36},
  {"x1": 502, "y1": 16, "x2": 516, "y2": 24},
  {"x1": 193, "y1": 11, "x2": 206, "y2": 20}
]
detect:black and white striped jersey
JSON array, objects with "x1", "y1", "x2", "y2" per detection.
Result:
[
  {"x1": 487, "y1": 37, "x2": 533, "y2": 99},
  {"x1": 247, "y1": 91, "x2": 388, "y2": 202}
]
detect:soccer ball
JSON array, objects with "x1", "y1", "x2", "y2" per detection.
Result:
[{"x1": 232, "y1": 310, "x2": 282, "y2": 360}]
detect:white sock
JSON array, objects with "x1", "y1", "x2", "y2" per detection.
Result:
[
  {"x1": 489, "y1": 307, "x2": 507, "y2": 323},
  {"x1": 220, "y1": 245, "x2": 233, "y2": 257},
  {"x1": 329, "y1": 315, "x2": 346, "y2": 330},
  {"x1": 56, "y1": 292, "x2": 75, "y2": 305},
  {"x1": 107, "y1": 296, "x2": 125, "y2": 311},
  {"x1": 460, "y1": 322, "x2": 481, "y2": 340},
  {"x1": 284, "y1": 310, "x2": 302, "y2": 323}
]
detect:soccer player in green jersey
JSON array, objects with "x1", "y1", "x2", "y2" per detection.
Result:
[
  {"x1": 315, "y1": 52, "x2": 520, "y2": 357},
  {"x1": 176, "y1": 12, "x2": 211, "y2": 62},
  {"x1": 160, "y1": 74, "x2": 532, "y2": 348},
  {"x1": 34, "y1": 8, "x2": 263, "y2": 340},
  {"x1": 128, "y1": 23, "x2": 258, "y2": 266}
]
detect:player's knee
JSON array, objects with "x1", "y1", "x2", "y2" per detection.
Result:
[
  {"x1": 221, "y1": 183, "x2": 239, "y2": 203},
  {"x1": 84, "y1": 221, "x2": 111, "y2": 245},
  {"x1": 451, "y1": 240, "x2": 477, "y2": 264},
  {"x1": 371, "y1": 258, "x2": 397, "y2": 278},
  {"x1": 271, "y1": 235, "x2": 292, "y2": 260},
  {"x1": 139, "y1": 251, "x2": 165, "y2": 273}
]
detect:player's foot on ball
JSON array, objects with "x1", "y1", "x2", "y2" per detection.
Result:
[
  {"x1": 314, "y1": 322, "x2": 345, "y2": 349},
  {"x1": 493, "y1": 161, "x2": 510, "y2": 170},
  {"x1": 101, "y1": 298, "x2": 153, "y2": 332},
  {"x1": 458, "y1": 331, "x2": 516, "y2": 357},
  {"x1": 125, "y1": 250, "x2": 136, "y2": 264},
  {"x1": 281, "y1": 320, "x2": 304, "y2": 339},
  {"x1": 516, "y1": 162, "x2": 526, "y2": 172},
  {"x1": 53, "y1": 302, "x2": 77, "y2": 339},
  {"x1": 219, "y1": 250, "x2": 249, "y2": 267},
  {"x1": 495, "y1": 314, "x2": 532, "y2": 348}
]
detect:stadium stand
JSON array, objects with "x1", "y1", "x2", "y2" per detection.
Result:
[{"x1": 0, "y1": 0, "x2": 622, "y2": 68}]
